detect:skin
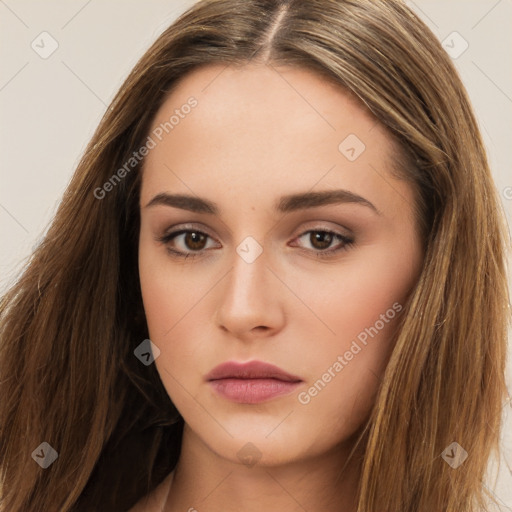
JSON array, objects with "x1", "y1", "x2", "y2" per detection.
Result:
[{"x1": 134, "y1": 62, "x2": 424, "y2": 512}]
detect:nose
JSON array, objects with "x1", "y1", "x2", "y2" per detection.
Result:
[{"x1": 213, "y1": 247, "x2": 286, "y2": 341}]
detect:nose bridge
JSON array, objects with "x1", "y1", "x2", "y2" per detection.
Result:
[
  {"x1": 214, "y1": 235, "x2": 284, "y2": 335},
  {"x1": 223, "y1": 220, "x2": 269, "y2": 293},
  {"x1": 226, "y1": 238, "x2": 268, "y2": 307}
]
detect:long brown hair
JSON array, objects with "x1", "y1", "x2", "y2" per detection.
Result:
[{"x1": 1, "y1": 0, "x2": 509, "y2": 510}]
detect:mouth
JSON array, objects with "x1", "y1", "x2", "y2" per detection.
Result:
[{"x1": 206, "y1": 360, "x2": 303, "y2": 404}]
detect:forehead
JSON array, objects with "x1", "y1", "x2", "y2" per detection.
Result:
[
  {"x1": 140, "y1": 63, "x2": 406, "y2": 219},
  {"x1": 149, "y1": 62, "x2": 381, "y2": 143}
]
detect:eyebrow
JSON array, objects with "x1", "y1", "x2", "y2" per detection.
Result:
[{"x1": 145, "y1": 189, "x2": 381, "y2": 215}]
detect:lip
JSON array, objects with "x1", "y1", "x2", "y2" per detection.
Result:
[{"x1": 206, "y1": 360, "x2": 303, "y2": 404}]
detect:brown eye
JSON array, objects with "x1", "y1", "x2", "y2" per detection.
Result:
[
  {"x1": 183, "y1": 231, "x2": 208, "y2": 251},
  {"x1": 157, "y1": 229, "x2": 218, "y2": 258},
  {"x1": 309, "y1": 231, "x2": 334, "y2": 250},
  {"x1": 292, "y1": 229, "x2": 354, "y2": 258}
]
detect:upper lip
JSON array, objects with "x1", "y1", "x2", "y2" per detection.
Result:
[{"x1": 206, "y1": 360, "x2": 302, "y2": 383}]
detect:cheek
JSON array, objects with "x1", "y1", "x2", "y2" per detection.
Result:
[
  {"x1": 296, "y1": 315, "x2": 399, "y2": 419},
  {"x1": 138, "y1": 241, "x2": 215, "y2": 409},
  {"x1": 291, "y1": 244, "x2": 420, "y2": 434},
  {"x1": 291, "y1": 296, "x2": 404, "y2": 447},
  {"x1": 138, "y1": 235, "x2": 209, "y2": 339},
  {"x1": 294, "y1": 241, "x2": 418, "y2": 349}
]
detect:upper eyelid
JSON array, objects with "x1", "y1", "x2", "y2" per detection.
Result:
[
  {"x1": 161, "y1": 223, "x2": 217, "y2": 239},
  {"x1": 161, "y1": 220, "x2": 353, "y2": 238}
]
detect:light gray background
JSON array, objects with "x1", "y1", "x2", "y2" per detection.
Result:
[{"x1": 1, "y1": 0, "x2": 511, "y2": 508}]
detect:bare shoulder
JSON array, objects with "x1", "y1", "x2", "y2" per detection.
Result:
[{"x1": 128, "y1": 471, "x2": 174, "y2": 512}]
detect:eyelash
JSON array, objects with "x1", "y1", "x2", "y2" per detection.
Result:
[{"x1": 156, "y1": 226, "x2": 355, "y2": 260}]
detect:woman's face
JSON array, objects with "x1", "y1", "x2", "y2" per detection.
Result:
[{"x1": 138, "y1": 63, "x2": 423, "y2": 467}]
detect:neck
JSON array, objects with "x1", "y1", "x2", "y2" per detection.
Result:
[{"x1": 163, "y1": 424, "x2": 363, "y2": 512}]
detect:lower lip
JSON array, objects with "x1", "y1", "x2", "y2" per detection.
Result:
[{"x1": 209, "y1": 378, "x2": 302, "y2": 404}]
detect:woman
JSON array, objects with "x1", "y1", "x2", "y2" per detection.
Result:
[{"x1": 0, "y1": 0, "x2": 509, "y2": 511}]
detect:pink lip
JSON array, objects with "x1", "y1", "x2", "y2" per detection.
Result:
[{"x1": 206, "y1": 361, "x2": 303, "y2": 404}]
